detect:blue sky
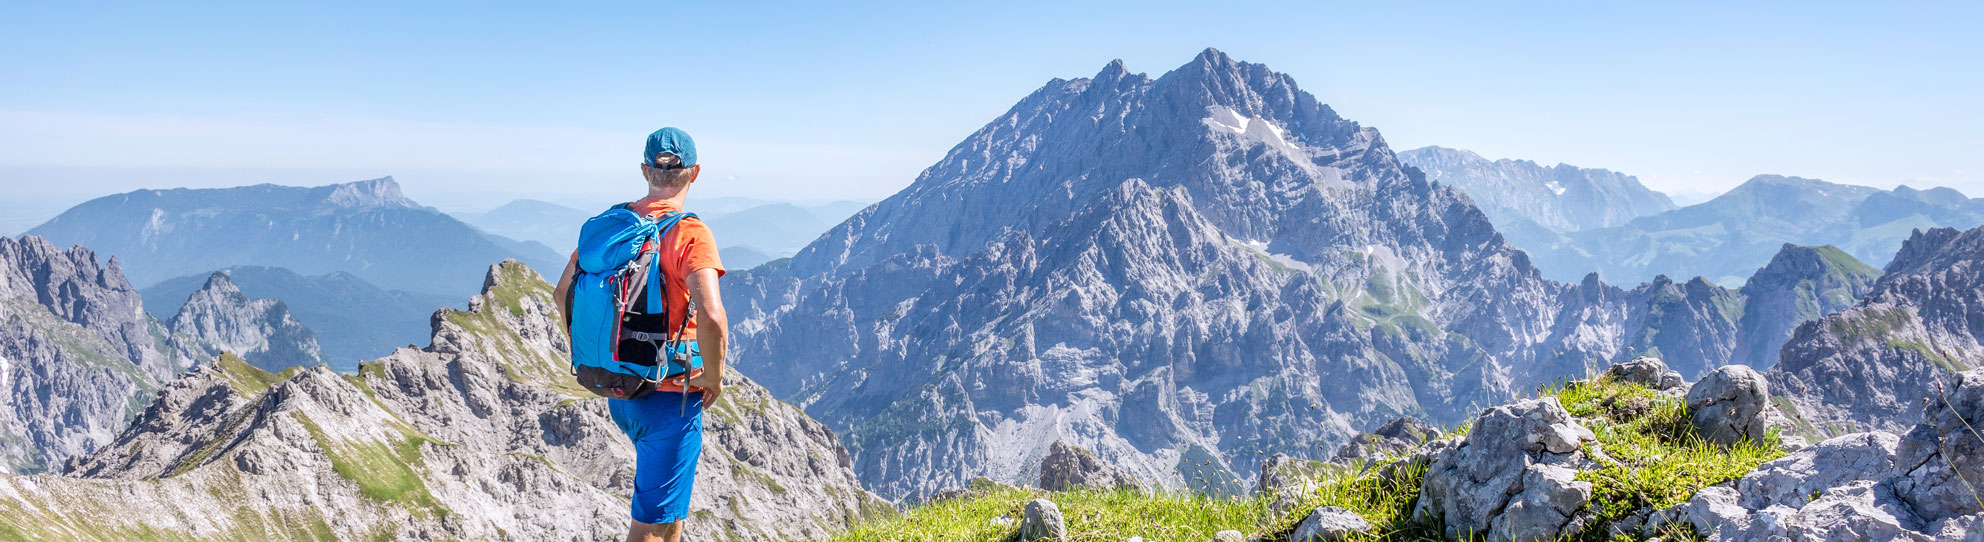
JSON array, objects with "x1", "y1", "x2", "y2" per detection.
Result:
[{"x1": 2, "y1": 1, "x2": 1979, "y2": 215}]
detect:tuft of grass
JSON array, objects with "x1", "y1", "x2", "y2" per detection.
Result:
[
  {"x1": 294, "y1": 413, "x2": 448, "y2": 517},
  {"x1": 832, "y1": 486, "x2": 1263, "y2": 542}
]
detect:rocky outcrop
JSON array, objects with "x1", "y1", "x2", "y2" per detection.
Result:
[
  {"x1": 0, "y1": 236, "x2": 173, "y2": 473},
  {"x1": 1770, "y1": 226, "x2": 1984, "y2": 432},
  {"x1": 1038, "y1": 440, "x2": 1141, "y2": 492},
  {"x1": 1333, "y1": 416, "x2": 1442, "y2": 464},
  {"x1": 1651, "y1": 368, "x2": 1984, "y2": 540},
  {"x1": 1412, "y1": 397, "x2": 1598, "y2": 541},
  {"x1": 167, "y1": 271, "x2": 326, "y2": 373},
  {"x1": 1687, "y1": 365, "x2": 1776, "y2": 446},
  {"x1": 1604, "y1": 356, "x2": 1685, "y2": 391},
  {"x1": 1732, "y1": 244, "x2": 1883, "y2": 368},
  {"x1": 0, "y1": 260, "x2": 886, "y2": 540}
]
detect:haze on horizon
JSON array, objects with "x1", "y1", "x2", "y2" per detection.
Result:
[{"x1": 2, "y1": 2, "x2": 1979, "y2": 216}]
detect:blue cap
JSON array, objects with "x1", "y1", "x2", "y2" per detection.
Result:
[{"x1": 643, "y1": 127, "x2": 697, "y2": 168}]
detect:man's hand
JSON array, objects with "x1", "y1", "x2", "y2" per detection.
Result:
[{"x1": 687, "y1": 369, "x2": 723, "y2": 404}]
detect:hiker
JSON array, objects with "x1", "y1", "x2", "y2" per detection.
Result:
[{"x1": 553, "y1": 127, "x2": 727, "y2": 542}]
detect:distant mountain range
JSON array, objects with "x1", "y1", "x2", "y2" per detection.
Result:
[
  {"x1": 26, "y1": 177, "x2": 564, "y2": 296},
  {"x1": 456, "y1": 197, "x2": 871, "y2": 270},
  {"x1": 1397, "y1": 146, "x2": 1677, "y2": 234},
  {"x1": 142, "y1": 266, "x2": 459, "y2": 373},
  {"x1": 1534, "y1": 176, "x2": 1984, "y2": 285},
  {"x1": 1401, "y1": 147, "x2": 1984, "y2": 286}
]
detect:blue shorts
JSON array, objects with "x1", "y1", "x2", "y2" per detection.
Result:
[{"x1": 608, "y1": 390, "x2": 705, "y2": 524}]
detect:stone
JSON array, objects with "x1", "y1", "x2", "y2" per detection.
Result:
[
  {"x1": 1038, "y1": 440, "x2": 1141, "y2": 492},
  {"x1": 1734, "y1": 432, "x2": 1899, "y2": 510},
  {"x1": 1606, "y1": 357, "x2": 1669, "y2": 387},
  {"x1": 1333, "y1": 416, "x2": 1442, "y2": 464},
  {"x1": 1413, "y1": 397, "x2": 1596, "y2": 541},
  {"x1": 1021, "y1": 499, "x2": 1066, "y2": 541},
  {"x1": 1210, "y1": 530, "x2": 1244, "y2": 542},
  {"x1": 1891, "y1": 368, "x2": 1984, "y2": 522},
  {"x1": 1687, "y1": 365, "x2": 1774, "y2": 446},
  {"x1": 1288, "y1": 505, "x2": 1370, "y2": 541}
]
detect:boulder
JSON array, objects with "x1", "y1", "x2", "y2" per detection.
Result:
[
  {"x1": 1288, "y1": 506, "x2": 1371, "y2": 541},
  {"x1": 1038, "y1": 440, "x2": 1142, "y2": 492},
  {"x1": 1413, "y1": 397, "x2": 1597, "y2": 541},
  {"x1": 1020, "y1": 499, "x2": 1065, "y2": 541},
  {"x1": 1687, "y1": 365, "x2": 1774, "y2": 446},
  {"x1": 1210, "y1": 530, "x2": 1244, "y2": 542},
  {"x1": 1606, "y1": 357, "x2": 1669, "y2": 387},
  {"x1": 1333, "y1": 416, "x2": 1442, "y2": 464},
  {"x1": 1892, "y1": 368, "x2": 1984, "y2": 522}
]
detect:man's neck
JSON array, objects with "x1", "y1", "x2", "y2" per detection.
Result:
[{"x1": 644, "y1": 185, "x2": 689, "y2": 207}]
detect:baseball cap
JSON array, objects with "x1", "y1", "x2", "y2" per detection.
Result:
[{"x1": 643, "y1": 127, "x2": 697, "y2": 168}]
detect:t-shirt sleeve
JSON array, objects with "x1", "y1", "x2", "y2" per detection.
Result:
[{"x1": 675, "y1": 219, "x2": 726, "y2": 279}]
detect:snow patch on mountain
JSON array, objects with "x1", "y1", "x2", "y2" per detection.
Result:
[{"x1": 1203, "y1": 106, "x2": 1306, "y2": 161}]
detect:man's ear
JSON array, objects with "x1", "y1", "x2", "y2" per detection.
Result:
[{"x1": 687, "y1": 164, "x2": 702, "y2": 184}]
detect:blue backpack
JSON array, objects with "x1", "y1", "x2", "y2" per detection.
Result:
[{"x1": 566, "y1": 203, "x2": 703, "y2": 399}]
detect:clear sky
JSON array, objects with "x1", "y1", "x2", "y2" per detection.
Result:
[{"x1": 2, "y1": 1, "x2": 1979, "y2": 214}]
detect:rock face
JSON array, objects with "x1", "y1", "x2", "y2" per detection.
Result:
[
  {"x1": 719, "y1": 50, "x2": 1887, "y2": 501},
  {"x1": 1687, "y1": 365, "x2": 1775, "y2": 446},
  {"x1": 1037, "y1": 440, "x2": 1141, "y2": 491},
  {"x1": 1656, "y1": 370, "x2": 1984, "y2": 540},
  {"x1": 25, "y1": 177, "x2": 563, "y2": 297},
  {"x1": 1, "y1": 260, "x2": 886, "y2": 540},
  {"x1": 1731, "y1": 244, "x2": 1883, "y2": 368},
  {"x1": 0, "y1": 236, "x2": 173, "y2": 473},
  {"x1": 1396, "y1": 146, "x2": 1674, "y2": 259},
  {"x1": 143, "y1": 265, "x2": 459, "y2": 372},
  {"x1": 1413, "y1": 397, "x2": 1597, "y2": 542},
  {"x1": 1769, "y1": 226, "x2": 1984, "y2": 432},
  {"x1": 1521, "y1": 176, "x2": 1984, "y2": 285},
  {"x1": 166, "y1": 271, "x2": 326, "y2": 374}
]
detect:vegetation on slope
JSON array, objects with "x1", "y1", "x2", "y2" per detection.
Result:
[{"x1": 836, "y1": 375, "x2": 1785, "y2": 541}]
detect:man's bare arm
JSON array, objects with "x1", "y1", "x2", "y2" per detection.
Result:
[{"x1": 685, "y1": 267, "x2": 726, "y2": 401}]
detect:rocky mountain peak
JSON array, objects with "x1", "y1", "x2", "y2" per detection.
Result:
[
  {"x1": 167, "y1": 269, "x2": 325, "y2": 374},
  {"x1": 321, "y1": 176, "x2": 416, "y2": 209},
  {"x1": 1883, "y1": 226, "x2": 1964, "y2": 277}
]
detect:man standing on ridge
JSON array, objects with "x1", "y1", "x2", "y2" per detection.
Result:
[{"x1": 553, "y1": 127, "x2": 727, "y2": 542}]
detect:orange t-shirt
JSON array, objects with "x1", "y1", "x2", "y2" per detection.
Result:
[{"x1": 570, "y1": 197, "x2": 725, "y2": 341}]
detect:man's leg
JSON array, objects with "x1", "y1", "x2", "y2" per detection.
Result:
[{"x1": 626, "y1": 520, "x2": 684, "y2": 542}]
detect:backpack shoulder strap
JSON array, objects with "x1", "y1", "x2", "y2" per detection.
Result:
[{"x1": 643, "y1": 211, "x2": 698, "y2": 329}]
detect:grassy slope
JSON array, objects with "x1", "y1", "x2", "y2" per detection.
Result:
[{"x1": 837, "y1": 376, "x2": 1784, "y2": 542}]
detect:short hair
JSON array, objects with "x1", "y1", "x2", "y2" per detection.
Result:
[{"x1": 644, "y1": 154, "x2": 697, "y2": 188}]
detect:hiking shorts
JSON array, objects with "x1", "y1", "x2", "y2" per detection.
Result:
[{"x1": 608, "y1": 390, "x2": 705, "y2": 524}]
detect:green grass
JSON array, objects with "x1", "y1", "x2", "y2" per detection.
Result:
[
  {"x1": 215, "y1": 353, "x2": 291, "y2": 395},
  {"x1": 841, "y1": 375, "x2": 1782, "y2": 542},
  {"x1": 293, "y1": 413, "x2": 447, "y2": 517}
]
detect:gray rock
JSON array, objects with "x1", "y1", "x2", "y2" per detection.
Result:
[
  {"x1": 1333, "y1": 416, "x2": 1442, "y2": 464},
  {"x1": 1892, "y1": 368, "x2": 1984, "y2": 522},
  {"x1": 1288, "y1": 505, "x2": 1370, "y2": 541},
  {"x1": 1413, "y1": 397, "x2": 1596, "y2": 541},
  {"x1": 1039, "y1": 440, "x2": 1141, "y2": 492},
  {"x1": 1606, "y1": 356, "x2": 1669, "y2": 387},
  {"x1": 1734, "y1": 432, "x2": 1900, "y2": 510},
  {"x1": 1021, "y1": 499, "x2": 1066, "y2": 541},
  {"x1": 1211, "y1": 530, "x2": 1244, "y2": 542},
  {"x1": 1688, "y1": 365, "x2": 1774, "y2": 446}
]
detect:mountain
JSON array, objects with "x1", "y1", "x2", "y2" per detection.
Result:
[
  {"x1": 724, "y1": 49, "x2": 1841, "y2": 500},
  {"x1": 1396, "y1": 145, "x2": 1675, "y2": 234},
  {"x1": 1768, "y1": 225, "x2": 1984, "y2": 433},
  {"x1": 25, "y1": 177, "x2": 562, "y2": 296},
  {"x1": 721, "y1": 245, "x2": 777, "y2": 271},
  {"x1": 6, "y1": 260, "x2": 887, "y2": 540},
  {"x1": 1730, "y1": 244, "x2": 1883, "y2": 368},
  {"x1": 457, "y1": 198, "x2": 592, "y2": 253},
  {"x1": 143, "y1": 266, "x2": 459, "y2": 372},
  {"x1": 161, "y1": 272, "x2": 327, "y2": 374},
  {"x1": 1530, "y1": 175, "x2": 1984, "y2": 285},
  {"x1": 2, "y1": 236, "x2": 332, "y2": 474},
  {"x1": 0, "y1": 236, "x2": 172, "y2": 473}
]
